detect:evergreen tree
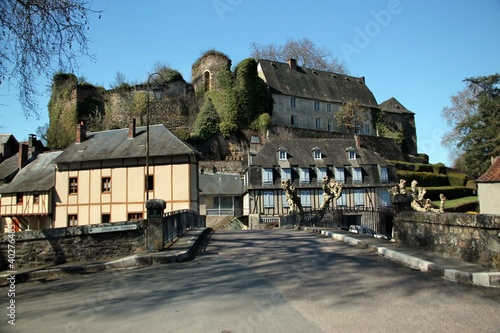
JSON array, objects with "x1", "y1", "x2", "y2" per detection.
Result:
[
  {"x1": 193, "y1": 98, "x2": 220, "y2": 140},
  {"x1": 458, "y1": 74, "x2": 500, "y2": 177}
]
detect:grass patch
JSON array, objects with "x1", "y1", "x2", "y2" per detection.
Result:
[{"x1": 432, "y1": 196, "x2": 478, "y2": 209}]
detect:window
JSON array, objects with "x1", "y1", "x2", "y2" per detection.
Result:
[
  {"x1": 291, "y1": 97, "x2": 296, "y2": 108},
  {"x1": 338, "y1": 192, "x2": 347, "y2": 206},
  {"x1": 364, "y1": 124, "x2": 370, "y2": 134},
  {"x1": 327, "y1": 119, "x2": 333, "y2": 132},
  {"x1": 355, "y1": 124, "x2": 362, "y2": 134},
  {"x1": 327, "y1": 103, "x2": 332, "y2": 112},
  {"x1": 354, "y1": 189, "x2": 364, "y2": 206},
  {"x1": 102, "y1": 214, "x2": 110, "y2": 223},
  {"x1": 280, "y1": 168, "x2": 291, "y2": 181},
  {"x1": 204, "y1": 70, "x2": 211, "y2": 91},
  {"x1": 278, "y1": 149, "x2": 287, "y2": 160},
  {"x1": 335, "y1": 167, "x2": 345, "y2": 183},
  {"x1": 262, "y1": 168, "x2": 273, "y2": 184},
  {"x1": 300, "y1": 190, "x2": 311, "y2": 207},
  {"x1": 299, "y1": 167, "x2": 310, "y2": 183},
  {"x1": 314, "y1": 101, "x2": 320, "y2": 111},
  {"x1": 353, "y1": 167, "x2": 363, "y2": 183},
  {"x1": 282, "y1": 192, "x2": 290, "y2": 208},
  {"x1": 348, "y1": 150, "x2": 356, "y2": 160},
  {"x1": 68, "y1": 215, "x2": 78, "y2": 227},
  {"x1": 34, "y1": 194, "x2": 40, "y2": 204},
  {"x1": 69, "y1": 177, "x2": 78, "y2": 194},
  {"x1": 263, "y1": 191, "x2": 274, "y2": 208},
  {"x1": 291, "y1": 115, "x2": 298, "y2": 126},
  {"x1": 380, "y1": 166, "x2": 389, "y2": 183},
  {"x1": 318, "y1": 189, "x2": 324, "y2": 203},
  {"x1": 128, "y1": 213, "x2": 144, "y2": 221},
  {"x1": 102, "y1": 177, "x2": 111, "y2": 193},
  {"x1": 317, "y1": 167, "x2": 327, "y2": 184},
  {"x1": 380, "y1": 190, "x2": 391, "y2": 207},
  {"x1": 313, "y1": 149, "x2": 322, "y2": 160},
  {"x1": 145, "y1": 175, "x2": 154, "y2": 191},
  {"x1": 315, "y1": 117, "x2": 321, "y2": 129},
  {"x1": 16, "y1": 193, "x2": 23, "y2": 205}
]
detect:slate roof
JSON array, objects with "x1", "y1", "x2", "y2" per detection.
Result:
[
  {"x1": 258, "y1": 59, "x2": 379, "y2": 108},
  {"x1": 0, "y1": 154, "x2": 19, "y2": 182},
  {"x1": 54, "y1": 125, "x2": 199, "y2": 164},
  {"x1": 477, "y1": 157, "x2": 500, "y2": 182},
  {"x1": 0, "y1": 134, "x2": 13, "y2": 144},
  {"x1": 379, "y1": 97, "x2": 415, "y2": 115},
  {"x1": 0, "y1": 151, "x2": 62, "y2": 194},
  {"x1": 251, "y1": 138, "x2": 391, "y2": 168},
  {"x1": 199, "y1": 173, "x2": 242, "y2": 195}
]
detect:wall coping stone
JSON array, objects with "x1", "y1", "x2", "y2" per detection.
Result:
[
  {"x1": 396, "y1": 211, "x2": 500, "y2": 229},
  {"x1": 0, "y1": 220, "x2": 146, "y2": 243}
]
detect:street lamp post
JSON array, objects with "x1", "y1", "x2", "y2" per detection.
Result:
[{"x1": 146, "y1": 72, "x2": 164, "y2": 202}]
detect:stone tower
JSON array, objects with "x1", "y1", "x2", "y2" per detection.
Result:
[{"x1": 191, "y1": 51, "x2": 232, "y2": 94}]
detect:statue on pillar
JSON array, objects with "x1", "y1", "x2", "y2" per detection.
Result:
[
  {"x1": 316, "y1": 176, "x2": 343, "y2": 220},
  {"x1": 281, "y1": 178, "x2": 303, "y2": 214}
]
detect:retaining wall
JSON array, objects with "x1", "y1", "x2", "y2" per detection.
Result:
[
  {"x1": 394, "y1": 211, "x2": 500, "y2": 269},
  {"x1": 0, "y1": 221, "x2": 146, "y2": 270}
]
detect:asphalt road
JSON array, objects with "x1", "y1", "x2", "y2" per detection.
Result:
[{"x1": 2, "y1": 229, "x2": 499, "y2": 333}]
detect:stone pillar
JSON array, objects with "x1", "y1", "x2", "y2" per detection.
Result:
[
  {"x1": 145, "y1": 199, "x2": 166, "y2": 252},
  {"x1": 390, "y1": 193, "x2": 412, "y2": 241}
]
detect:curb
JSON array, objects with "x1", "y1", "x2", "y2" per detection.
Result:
[
  {"x1": 0, "y1": 228, "x2": 213, "y2": 286},
  {"x1": 300, "y1": 226, "x2": 500, "y2": 288}
]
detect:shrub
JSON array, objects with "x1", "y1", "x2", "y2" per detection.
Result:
[
  {"x1": 432, "y1": 163, "x2": 447, "y2": 175},
  {"x1": 174, "y1": 129, "x2": 191, "y2": 141},
  {"x1": 397, "y1": 170, "x2": 449, "y2": 187},
  {"x1": 414, "y1": 164, "x2": 434, "y2": 173},
  {"x1": 219, "y1": 121, "x2": 238, "y2": 138},
  {"x1": 250, "y1": 113, "x2": 271, "y2": 133},
  {"x1": 447, "y1": 172, "x2": 468, "y2": 187}
]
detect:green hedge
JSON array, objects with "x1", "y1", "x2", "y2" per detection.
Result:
[
  {"x1": 397, "y1": 170, "x2": 449, "y2": 187},
  {"x1": 390, "y1": 160, "x2": 446, "y2": 174},
  {"x1": 447, "y1": 172, "x2": 468, "y2": 187},
  {"x1": 422, "y1": 187, "x2": 476, "y2": 201}
]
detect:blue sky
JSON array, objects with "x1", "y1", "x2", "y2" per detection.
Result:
[{"x1": 1, "y1": 0, "x2": 499, "y2": 165}]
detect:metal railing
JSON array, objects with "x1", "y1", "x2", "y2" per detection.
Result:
[
  {"x1": 280, "y1": 206, "x2": 394, "y2": 239},
  {"x1": 162, "y1": 210, "x2": 206, "y2": 244},
  {"x1": 206, "y1": 208, "x2": 235, "y2": 216}
]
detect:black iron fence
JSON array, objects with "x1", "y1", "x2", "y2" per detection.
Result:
[
  {"x1": 163, "y1": 210, "x2": 206, "y2": 244},
  {"x1": 280, "y1": 207, "x2": 394, "y2": 239}
]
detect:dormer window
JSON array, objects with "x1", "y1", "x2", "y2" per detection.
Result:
[
  {"x1": 312, "y1": 147, "x2": 322, "y2": 160},
  {"x1": 278, "y1": 148, "x2": 288, "y2": 160},
  {"x1": 346, "y1": 148, "x2": 356, "y2": 160}
]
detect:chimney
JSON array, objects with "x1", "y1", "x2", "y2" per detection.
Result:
[
  {"x1": 28, "y1": 134, "x2": 37, "y2": 147},
  {"x1": 355, "y1": 134, "x2": 361, "y2": 149},
  {"x1": 18, "y1": 143, "x2": 28, "y2": 169},
  {"x1": 288, "y1": 58, "x2": 297, "y2": 71},
  {"x1": 128, "y1": 118, "x2": 136, "y2": 138},
  {"x1": 76, "y1": 121, "x2": 86, "y2": 143}
]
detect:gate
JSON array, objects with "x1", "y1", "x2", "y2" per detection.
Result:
[{"x1": 280, "y1": 207, "x2": 394, "y2": 239}]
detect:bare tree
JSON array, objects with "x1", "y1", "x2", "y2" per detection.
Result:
[
  {"x1": 334, "y1": 99, "x2": 366, "y2": 133},
  {"x1": 0, "y1": 0, "x2": 104, "y2": 118},
  {"x1": 441, "y1": 83, "x2": 478, "y2": 168},
  {"x1": 110, "y1": 71, "x2": 128, "y2": 89},
  {"x1": 251, "y1": 38, "x2": 348, "y2": 74}
]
